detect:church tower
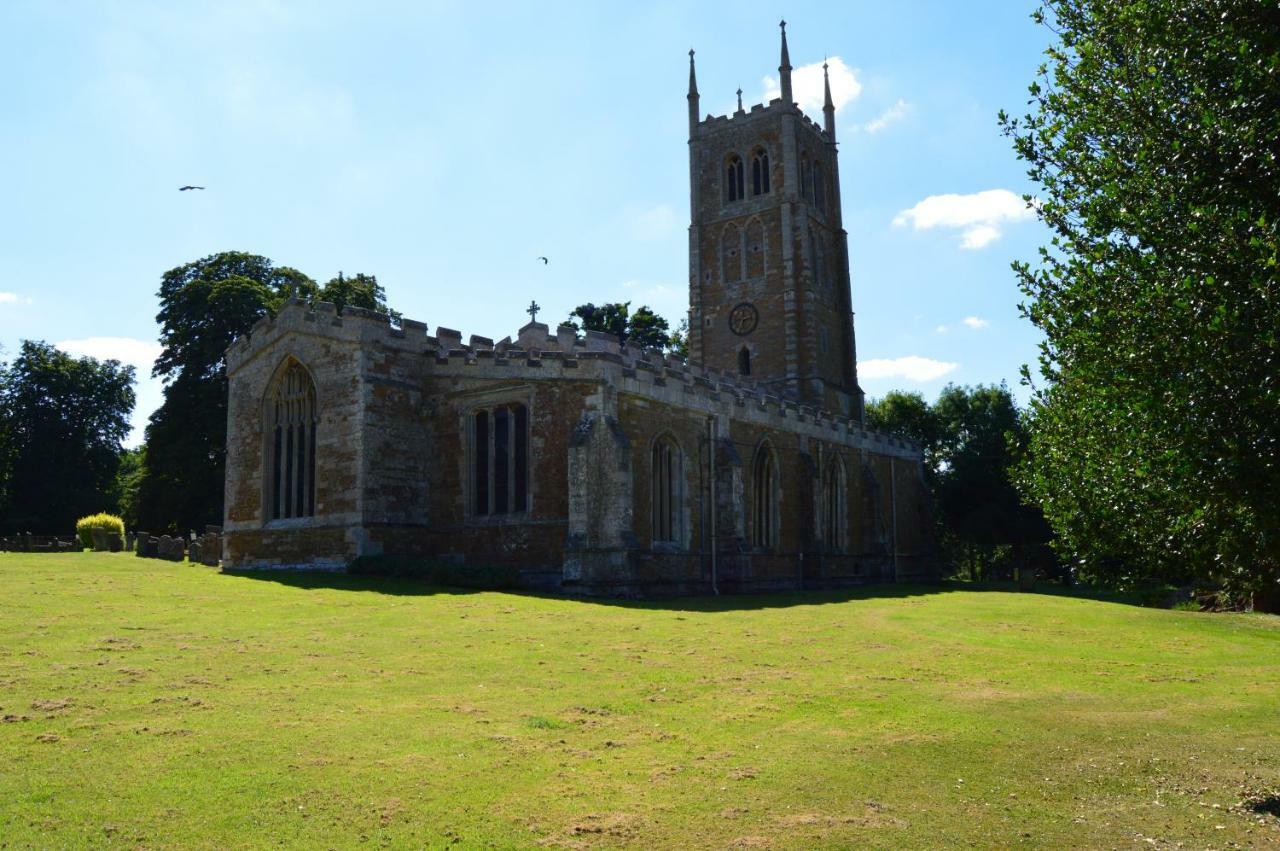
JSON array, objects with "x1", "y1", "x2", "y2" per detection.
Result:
[{"x1": 687, "y1": 23, "x2": 864, "y2": 419}]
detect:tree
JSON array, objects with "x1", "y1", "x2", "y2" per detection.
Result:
[
  {"x1": 1000, "y1": 1, "x2": 1280, "y2": 594},
  {"x1": 867, "y1": 385, "x2": 1052, "y2": 580},
  {"x1": 111, "y1": 446, "x2": 145, "y2": 529},
  {"x1": 0, "y1": 341, "x2": 135, "y2": 533},
  {"x1": 136, "y1": 253, "x2": 317, "y2": 532},
  {"x1": 565, "y1": 302, "x2": 678, "y2": 351},
  {"x1": 317, "y1": 272, "x2": 393, "y2": 316}
]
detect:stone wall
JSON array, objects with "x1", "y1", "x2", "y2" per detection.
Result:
[{"x1": 222, "y1": 300, "x2": 933, "y2": 594}]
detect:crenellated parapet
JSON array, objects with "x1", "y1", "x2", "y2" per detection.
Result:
[{"x1": 225, "y1": 299, "x2": 921, "y2": 461}]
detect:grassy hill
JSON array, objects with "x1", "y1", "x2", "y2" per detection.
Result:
[{"x1": 1, "y1": 552, "x2": 1277, "y2": 848}]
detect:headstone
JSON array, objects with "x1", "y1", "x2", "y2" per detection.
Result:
[
  {"x1": 90, "y1": 528, "x2": 109, "y2": 552},
  {"x1": 107, "y1": 533, "x2": 123, "y2": 553},
  {"x1": 1017, "y1": 566, "x2": 1037, "y2": 592}
]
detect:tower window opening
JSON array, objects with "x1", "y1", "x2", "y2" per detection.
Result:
[
  {"x1": 800, "y1": 156, "x2": 812, "y2": 202},
  {"x1": 738, "y1": 347, "x2": 751, "y2": 376},
  {"x1": 813, "y1": 162, "x2": 826, "y2": 211},
  {"x1": 751, "y1": 148, "x2": 770, "y2": 195},
  {"x1": 725, "y1": 154, "x2": 745, "y2": 202}
]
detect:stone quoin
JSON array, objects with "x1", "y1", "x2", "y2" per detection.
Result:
[{"x1": 221, "y1": 24, "x2": 936, "y2": 596}]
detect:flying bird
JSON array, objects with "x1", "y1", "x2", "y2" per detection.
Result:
[
  {"x1": 536, "y1": 256, "x2": 548, "y2": 265},
  {"x1": 178, "y1": 185, "x2": 205, "y2": 191}
]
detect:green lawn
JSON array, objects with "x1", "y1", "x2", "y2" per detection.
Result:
[{"x1": 1, "y1": 553, "x2": 1278, "y2": 849}]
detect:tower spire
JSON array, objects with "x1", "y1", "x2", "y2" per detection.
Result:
[
  {"x1": 778, "y1": 20, "x2": 793, "y2": 105},
  {"x1": 687, "y1": 49, "x2": 700, "y2": 135},
  {"x1": 822, "y1": 59, "x2": 836, "y2": 140}
]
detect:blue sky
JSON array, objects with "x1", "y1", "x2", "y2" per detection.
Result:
[{"x1": 0, "y1": 1, "x2": 1051, "y2": 445}]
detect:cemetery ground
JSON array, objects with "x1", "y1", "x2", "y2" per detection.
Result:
[{"x1": 1, "y1": 554, "x2": 1278, "y2": 849}]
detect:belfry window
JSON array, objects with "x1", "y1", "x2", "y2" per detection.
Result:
[
  {"x1": 472, "y1": 402, "x2": 529, "y2": 516},
  {"x1": 751, "y1": 148, "x2": 770, "y2": 195},
  {"x1": 813, "y1": 162, "x2": 827, "y2": 211},
  {"x1": 823, "y1": 457, "x2": 848, "y2": 552},
  {"x1": 738, "y1": 347, "x2": 751, "y2": 376},
  {"x1": 726, "y1": 154, "x2": 745, "y2": 202},
  {"x1": 751, "y1": 445, "x2": 778, "y2": 550},
  {"x1": 800, "y1": 155, "x2": 812, "y2": 202},
  {"x1": 267, "y1": 361, "x2": 317, "y2": 520},
  {"x1": 651, "y1": 436, "x2": 682, "y2": 545}
]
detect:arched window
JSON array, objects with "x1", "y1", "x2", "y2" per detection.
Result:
[
  {"x1": 751, "y1": 444, "x2": 778, "y2": 550},
  {"x1": 738, "y1": 347, "x2": 751, "y2": 376},
  {"x1": 722, "y1": 222, "x2": 742, "y2": 283},
  {"x1": 745, "y1": 218, "x2": 765, "y2": 278},
  {"x1": 651, "y1": 435, "x2": 682, "y2": 545},
  {"x1": 267, "y1": 361, "x2": 317, "y2": 520},
  {"x1": 800, "y1": 155, "x2": 812, "y2": 202},
  {"x1": 751, "y1": 148, "x2": 770, "y2": 195},
  {"x1": 813, "y1": 161, "x2": 827, "y2": 211},
  {"x1": 472, "y1": 401, "x2": 529, "y2": 516},
  {"x1": 725, "y1": 154, "x2": 745, "y2": 203},
  {"x1": 823, "y1": 456, "x2": 848, "y2": 552},
  {"x1": 815, "y1": 237, "x2": 827, "y2": 290}
]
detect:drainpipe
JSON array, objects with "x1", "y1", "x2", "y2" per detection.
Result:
[
  {"x1": 708, "y1": 415, "x2": 719, "y2": 595},
  {"x1": 890, "y1": 457, "x2": 899, "y2": 582}
]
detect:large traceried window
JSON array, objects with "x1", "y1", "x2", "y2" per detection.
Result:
[
  {"x1": 745, "y1": 218, "x2": 765, "y2": 278},
  {"x1": 267, "y1": 361, "x2": 317, "y2": 521},
  {"x1": 651, "y1": 435, "x2": 682, "y2": 545},
  {"x1": 751, "y1": 444, "x2": 779, "y2": 550},
  {"x1": 722, "y1": 222, "x2": 743, "y2": 283},
  {"x1": 823, "y1": 456, "x2": 848, "y2": 552},
  {"x1": 725, "y1": 154, "x2": 745, "y2": 202},
  {"x1": 813, "y1": 161, "x2": 827, "y2": 212},
  {"x1": 751, "y1": 147, "x2": 770, "y2": 195},
  {"x1": 472, "y1": 402, "x2": 529, "y2": 516}
]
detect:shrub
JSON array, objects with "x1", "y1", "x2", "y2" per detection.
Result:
[
  {"x1": 347, "y1": 554, "x2": 520, "y2": 590},
  {"x1": 75, "y1": 513, "x2": 125, "y2": 549}
]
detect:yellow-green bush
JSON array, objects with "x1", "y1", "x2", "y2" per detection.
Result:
[{"x1": 75, "y1": 513, "x2": 125, "y2": 550}]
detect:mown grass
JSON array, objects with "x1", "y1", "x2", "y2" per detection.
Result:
[{"x1": 1, "y1": 552, "x2": 1278, "y2": 849}]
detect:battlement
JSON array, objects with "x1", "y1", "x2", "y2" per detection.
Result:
[
  {"x1": 226, "y1": 299, "x2": 920, "y2": 460},
  {"x1": 696, "y1": 98, "x2": 831, "y2": 143}
]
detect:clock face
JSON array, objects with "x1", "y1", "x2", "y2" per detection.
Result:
[{"x1": 729, "y1": 302, "x2": 758, "y2": 336}]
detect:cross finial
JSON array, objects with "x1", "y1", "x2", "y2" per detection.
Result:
[
  {"x1": 736, "y1": 87, "x2": 743, "y2": 111},
  {"x1": 526, "y1": 300, "x2": 541, "y2": 323}
]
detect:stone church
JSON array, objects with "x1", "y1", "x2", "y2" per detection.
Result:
[{"x1": 221, "y1": 24, "x2": 935, "y2": 595}]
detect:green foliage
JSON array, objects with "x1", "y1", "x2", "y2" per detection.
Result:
[
  {"x1": 0, "y1": 341, "x2": 135, "y2": 534},
  {"x1": 867, "y1": 384, "x2": 1052, "y2": 580},
  {"x1": 111, "y1": 446, "x2": 145, "y2": 529},
  {"x1": 669, "y1": 317, "x2": 690, "y2": 359},
  {"x1": 74, "y1": 513, "x2": 125, "y2": 549},
  {"x1": 1001, "y1": 1, "x2": 1280, "y2": 594},
  {"x1": 565, "y1": 301, "x2": 678, "y2": 351},
  {"x1": 317, "y1": 271, "x2": 395, "y2": 318},
  {"x1": 346, "y1": 554, "x2": 520, "y2": 590}
]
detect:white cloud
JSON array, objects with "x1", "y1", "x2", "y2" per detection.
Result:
[
  {"x1": 0, "y1": 291, "x2": 30, "y2": 305},
  {"x1": 962, "y1": 316, "x2": 990, "y2": 330},
  {"x1": 859, "y1": 356, "x2": 958, "y2": 383},
  {"x1": 935, "y1": 325, "x2": 949, "y2": 334},
  {"x1": 763, "y1": 57, "x2": 861, "y2": 119},
  {"x1": 56, "y1": 337, "x2": 163, "y2": 448},
  {"x1": 893, "y1": 189, "x2": 1035, "y2": 250},
  {"x1": 865, "y1": 99, "x2": 910, "y2": 134}
]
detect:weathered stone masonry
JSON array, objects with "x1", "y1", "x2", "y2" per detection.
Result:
[{"x1": 222, "y1": 23, "x2": 936, "y2": 596}]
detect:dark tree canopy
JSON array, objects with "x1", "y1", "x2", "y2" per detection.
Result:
[
  {"x1": 318, "y1": 272, "x2": 391, "y2": 316},
  {"x1": 1001, "y1": 0, "x2": 1280, "y2": 593},
  {"x1": 565, "y1": 302, "x2": 676, "y2": 351},
  {"x1": 0, "y1": 341, "x2": 135, "y2": 534},
  {"x1": 867, "y1": 384, "x2": 1051, "y2": 580}
]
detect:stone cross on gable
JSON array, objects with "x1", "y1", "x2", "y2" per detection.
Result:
[{"x1": 526, "y1": 300, "x2": 541, "y2": 323}]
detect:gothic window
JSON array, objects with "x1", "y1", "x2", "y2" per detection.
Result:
[
  {"x1": 800, "y1": 155, "x2": 812, "y2": 202},
  {"x1": 725, "y1": 154, "x2": 745, "y2": 203},
  {"x1": 751, "y1": 444, "x2": 778, "y2": 550},
  {"x1": 722, "y1": 222, "x2": 743, "y2": 283},
  {"x1": 745, "y1": 217, "x2": 765, "y2": 278},
  {"x1": 738, "y1": 347, "x2": 751, "y2": 376},
  {"x1": 823, "y1": 456, "x2": 848, "y2": 552},
  {"x1": 471, "y1": 401, "x2": 529, "y2": 516},
  {"x1": 267, "y1": 361, "x2": 317, "y2": 521},
  {"x1": 815, "y1": 237, "x2": 827, "y2": 290},
  {"x1": 651, "y1": 435, "x2": 682, "y2": 545},
  {"x1": 813, "y1": 161, "x2": 827, "y2": 212},
  {"x1": 751, "y1": 147, "x2": 770, "y2": 195}
]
